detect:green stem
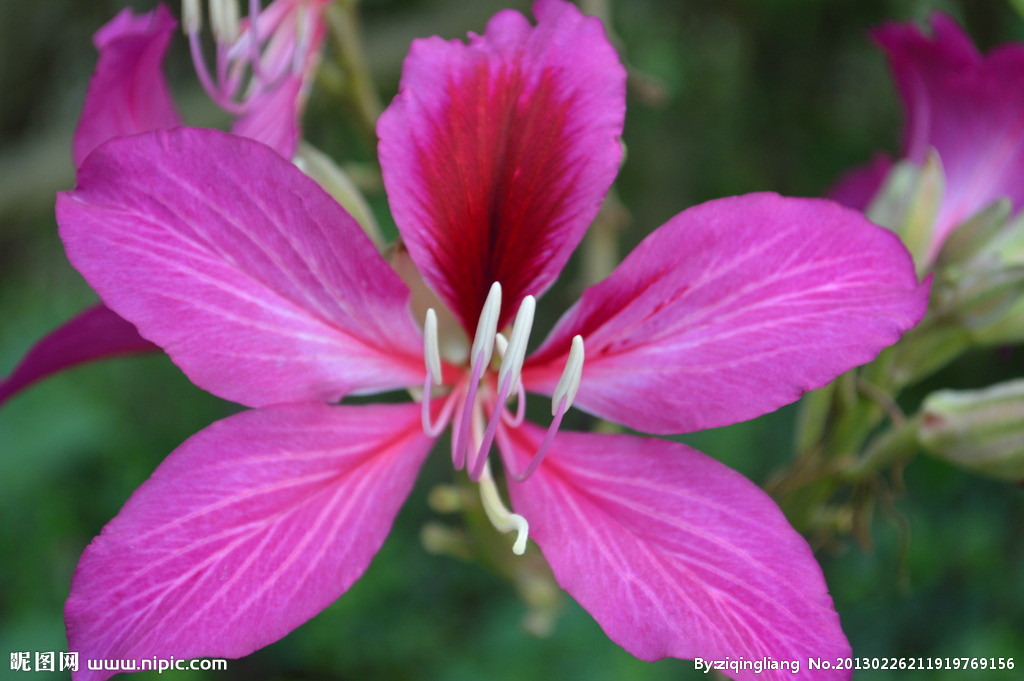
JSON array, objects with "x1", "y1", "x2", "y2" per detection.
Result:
[{"x1": 327, "y1": 0, "x2": 383, "y2": 143}]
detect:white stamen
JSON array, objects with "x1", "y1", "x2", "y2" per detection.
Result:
[
  {"x1": 494, "y1": 333, "x2": 509, "y2": 357},
  {"x1": 478, "y1": 459, "x2": 529, "y2": 556},
  {"x1": 470, "y1": 282, "x2": 502, "y2": 371},
  {"x1": 210, "y1": 0, "x2": 240, "y2": 43},
  {"x1": 183, "y1": 0, "x2": 202, "y2": 33},
  {"x1": 423, "y1": 309, "x2": 443, "y2": 386},
  {"x1": 498, "y1": 296, "x2": 535, "y2": 395},
  {"x1": 551, "y1": 335, "x2": 584, "y2": 416}
]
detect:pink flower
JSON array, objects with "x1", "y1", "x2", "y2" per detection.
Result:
[
  {"x1": 0, "y1": 0, "x2": 329, "y2": 406},
  {"x1": 76, "y1": 0, "x2": 327, "y2": 165},
  {"x1": 832, "y1": 13, "x2": 1024, "y2": 264},
  {"x1": 57, "y1": 2, "x2": 927, "y2": 679}
]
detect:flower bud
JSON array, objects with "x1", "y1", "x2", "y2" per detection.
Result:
[
  {"x1": 918, "y1": 380, "x2": 1024, "y2": 482},
  {"x1": 865, "y1": 152, "x2": 943, "y2": 272}
]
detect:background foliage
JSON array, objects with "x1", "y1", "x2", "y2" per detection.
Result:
[{"x1": 1, "y1": 1, "x2": 1022, "y2": 679}]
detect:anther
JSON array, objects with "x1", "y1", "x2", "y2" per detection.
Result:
[
  {"x1": 505, "y1": 336, "x2": 585, "y2": 483},
  {"x1": 551, "y1": 335, "x2": 584, "y2": 415},
  {"x1": 478, "y1": 459, "x2": 529, "y2": 556},
  {"x1": 183, "y1": 0, "x2": 202, "y2": 34},
  {"x1": 470, "y1": 282, "x2": 502, "y2": 371},
  {"x1": 497, "y1": 295, "x2": 535, "y2": 395},
  {"x1": 210, "y1": 0, "x2": 241, "y2": 44},
  {"x1": 423, "y1": 308, "x2": 443, "y2": 386}
]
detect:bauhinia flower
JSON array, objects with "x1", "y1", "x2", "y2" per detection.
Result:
[
  {"x1": 57, "y1": 2, "x2": 928, "y2": 679},
  {"x1": 0, "y1": 0, "x2": 329, "y2": 406},
  {"x1": 831, "y1": 12, "x2": 1024, "y2": 265}
]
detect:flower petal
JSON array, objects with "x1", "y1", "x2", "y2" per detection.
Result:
[
  {"x1": 57, "y1": 128, "x2": 424, "y2": 408},
  {"x1": 875, "y1": 13, "x2": 1024, "y2": 259},
  {"x1": 522, "y1": 193, "x2": 929, "y2": 434},
  {"x1": 72, "y1": 5, "x2": 181, "y2": 169},
  {"x1": 0, "y1": 304, "x2": 158, "y2": 406},
  {"x1": 230, "y1": 74, "x2": 304, "y2": 159},
  {"x1": 378, "y1": 0, "x2": 625, "y2": 331},
  {"x1": 501, "y1": 423, "x2": 851, "y2": 679},
  {"x1": 66, "y1": 402, "x2": 432, "y2": 681}
]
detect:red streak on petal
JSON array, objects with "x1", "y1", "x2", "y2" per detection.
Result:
[{"x1": 416, "y1": 62, "x2": 574, "y2": 331}]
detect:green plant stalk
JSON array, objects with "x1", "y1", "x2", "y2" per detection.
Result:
[{"x1": 327, "y1": 0, "x2": 383, "y2": 143}]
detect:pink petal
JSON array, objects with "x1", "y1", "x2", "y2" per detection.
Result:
[
  {"x1": 875, "y1": 13, "x2": 1024, "y2": 260},
  {"x1": 502, "y1": 423, "x2": 851, "y2": 679},
  {"x1": 0, "y1": 304, "x2": 158, "y2": 406},
  {"x1": 230, "y1": 74, "x2": 304, "y2": 159},
  {"x1": 72, "y1": 5, "x2": 181, "y2": 169},
  {"x1": 66, "y1": 402, "x2": 433, "y2": 681},
  {"x1": 378, "y1": 0, "x2": 625, "y2": 331},
  {"x1": 57, "y1": 128, "x2": 424, "y2": 408},
  {"x1": 522, "y1": 193, "x2": 929, "y2": 434},
  {"x1": 827, "y1": 153, "x2": 892, "y2": 212}
]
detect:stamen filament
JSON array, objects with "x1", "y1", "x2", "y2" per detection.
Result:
[
  {"x1": 478, "y1": 458, "x2": 528, "y2": 556},
  {"x1": 248, "y1": 0, "x2": 264, "y2": 80},
  {"x1": 454, "y1": 283, "x2": 502, "y2": 469},
  {"x1": 451, "y1": 353, "x2": 485, "y2": 471},
  {"x1": 420, "y1": 371, "x2": 458, "y2": 438},
  {"x1": 494, "y1": 333, "x2": 526, "y2": 426},
  {"x1": 509, "y1": 395, "x2": 567, "y2": 482},
  {"x1": 501, "y1": 381, "x2": 527, "y2": 427},
  {"x1": 188, "y1": 31, "x2": 230, "y2": 109},
  {"x1": 467, "y1": 374, "x2": 513, "y2": 482}
]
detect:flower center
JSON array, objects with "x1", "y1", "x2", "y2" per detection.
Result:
[
  {"x1": 182, "y1": 0, "x2": 315, "y2": 116},
  {"x1": 418, "y1": 282, "x2": 584, "y2": 555}
]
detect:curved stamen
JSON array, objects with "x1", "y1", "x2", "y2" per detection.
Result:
[
  {"x1": 478, "y1": 458, "x2": 529, "y2": 556},
  {"x1": 509, "y1": 395, "x2": 566, "y2": 482},
  {"x1": 468, "y1": 295, "x2": 536, "y2": 482},
  {"x1": 420, "y1": 372, "x2": 459, "y2": 437},
  {"x1": 507, "y1": 335, "x2": 585, "y2": 482},
  {"x1": 186, "y1": 7, "x2": 250, "y2": 114},
  {"x1": 420, "y1": 308, "x2": 451, "y2": 436},
  {"x1": 453, "y1": 283, "x2": 502, "y2": 469},
  {"x1": 494, "y1": 334, "x2": 526, "y2": 427}
]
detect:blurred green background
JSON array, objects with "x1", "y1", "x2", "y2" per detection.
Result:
[{"x1": 1, "y1": 0, "x2": 1022, "y2": 679}]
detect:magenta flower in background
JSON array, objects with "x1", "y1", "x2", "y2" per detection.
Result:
[
  {"x1": 0, "y1": 0, "x2": 329, "y2": 406},
  {"x1": 56, "y1": 1, "x2": 928, "y2": 679},
  {"x1": 831, "y1": 12, "x2": 1024, "y2": 264}
]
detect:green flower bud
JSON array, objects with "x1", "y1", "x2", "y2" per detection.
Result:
[
  {"x1": 919, "y1": 380, "x2": 1024, "y2": 482},
  {"x1": 866, "y1": 152, "x2": 943, "y2": 273}
]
